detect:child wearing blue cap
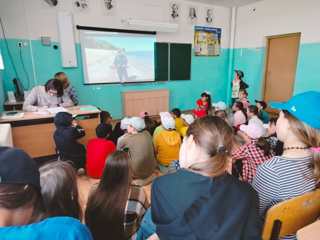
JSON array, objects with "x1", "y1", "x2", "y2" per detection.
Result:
[
  {"x1": 252, "y1": 91, "x2": 320, "y2": 239},
  {"x1": 0, "y1": 147, "x2": 93, "y2": 240}
]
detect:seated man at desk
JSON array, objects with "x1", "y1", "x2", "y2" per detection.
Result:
[{"x1": 23, "y1": 79, "x2": 74, "y2": 112}]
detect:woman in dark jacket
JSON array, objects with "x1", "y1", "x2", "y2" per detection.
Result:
[
  {"x1": 53, "y1": 112, "x2": 86, "y2": 170},
  {"x1": 150, "y1": 116, "x2": 262, "y2": 240}
]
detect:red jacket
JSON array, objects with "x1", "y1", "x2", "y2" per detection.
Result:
[
  {"x1": 193, "y1": 99, "x2": 209, "y2": 118},
  {"x1": 86, "y1": 138, "x2": 116, "y2": 178}
]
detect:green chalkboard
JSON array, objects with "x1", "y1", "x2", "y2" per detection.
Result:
[
  {"x1": 155, "y1": 42, "x2": 169, "y2": 81},
  {"x1": 170, "y1": 43, "x2": 192, "y2": 80},
  {"x1": 154, "y1": 42, "x2": 191, "y2": 81}
]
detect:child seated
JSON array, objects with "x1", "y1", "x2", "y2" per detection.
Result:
[
  {"x1": 40, "y1": 161, "x2": 82, "y2": 219},
  {"x1": 149, "y1": 116, "x2": 261, "y2": 239},
  {"x1": 247, "y1": 105, "x2": 264, "y2": 125},
  {"x1": 264, "y1": 118, "x2": 284, "y2": 156},
  {"x1": 117, "y1": 117, "x2": 156, "y2": 183},
  {"x1": 86, "y1": 124, "x2": 116, "y2": 178},
  {"x1": 239, "y1": 89, "x2": 250, "y2": 109},
  {"x1": 255, "y1": 100, "x2": 270, "y2": 124},
  {"x1": 99, "y1": 110, "x2": 112, "y2": 125},
  {"x1": 85, "y1": 151, "x2": 149, "y2": 240},
  {"x1": 193, "y1": 92, "x2": 212, "y2": 118},
  {"x1": 53, "y1": 112, "x2": 86, "y2": 170},
  {"x1": 180, "y1": 114, "x2": 195, "y2": 137},
  {"x1": 140, "y1": 112, "x2": 158, "y2": 136},
  {"x1": 171, "y1": 108, "x2": 185, "y2": 134},
  {"x1": 0, "y1": 147, "x2": 92, "y2": 240},
  {"x1": 232, "y1": 121, "x2": 273, "y2": 183},
  {"x1": 153, "y1": 112, "x2": 181, "y2": 173},
  {"x1": 232, "y1": 101, "x2": 247, "y2": 130},
  {"x1": 215, "y1": 110, "x2": 229, "y2": 125}
]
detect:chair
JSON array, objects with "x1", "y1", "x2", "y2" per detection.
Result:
[{"x1": 262, "y1": 188, "x2": 320, "y2": 240}]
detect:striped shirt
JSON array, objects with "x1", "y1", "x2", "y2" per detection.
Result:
[{"x1": 252, "y1": 156, "x2": 316, "y2": 240}]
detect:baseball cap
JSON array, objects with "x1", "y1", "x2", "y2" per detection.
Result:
[
  {"x1": 212, "y1": 101, "x2": 227, "y2": 111},
  {"x1": 270, "y1": 91, "x2": 320, "y2": 130},
  {"x1": 240, "y1": 122, "x2": 266, "y2": 139},
  {"x1": 235, "y1": 70, "x2": 244, "y2": 79},
  {"x1": 0, "y1": 147, "x2": 41, "y2": 191}
]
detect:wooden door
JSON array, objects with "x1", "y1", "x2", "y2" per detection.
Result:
[{"x1": 263, "y1": 33, "x2": 301, "y2": 102}]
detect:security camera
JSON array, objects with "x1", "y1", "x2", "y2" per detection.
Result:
[{"x1": 44, "y1": 0, "x2": 58, "y2": 6}]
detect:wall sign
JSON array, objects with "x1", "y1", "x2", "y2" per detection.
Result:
[{"x1": 194, "y1": 26, "x2": 222, "y2": 56}]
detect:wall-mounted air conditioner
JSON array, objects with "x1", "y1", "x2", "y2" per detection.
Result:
[{"x1": 121, "y1": 18, "x2": 178, "y2": 33}]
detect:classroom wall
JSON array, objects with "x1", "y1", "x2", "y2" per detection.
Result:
[
  {"x1": 0, "y1": 0, "x2": 231, "y2": 118},
  {"x1": 0, "y1": 70, "x2": 4, "y2": 112},
  {"x1": 233, "y1": 0, "x2": 320, "y2": 102}
]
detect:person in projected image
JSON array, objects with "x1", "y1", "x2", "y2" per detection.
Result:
[{"x1": 113, "y1": 48, "x2": 128, "y2": 82}]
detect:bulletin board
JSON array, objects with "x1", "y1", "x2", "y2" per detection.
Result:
[{"x1": 194, "y1": 26, "x2": 222, "y2": 56}]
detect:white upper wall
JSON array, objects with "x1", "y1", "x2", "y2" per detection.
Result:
[
  {"x1": 235, "y1": 0, "x2": 320, "y2": 48},
  {"x1": 0, "y1": 0, "x2": 231, "y2": 48}
]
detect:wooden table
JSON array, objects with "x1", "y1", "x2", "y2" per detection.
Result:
[{"x1": 0, "y1": 105, "x2": 100, "y2": 159}]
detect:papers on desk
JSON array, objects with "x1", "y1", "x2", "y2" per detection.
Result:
[
  {"x1": 1, "y1": 112, "x2": 25, "y2": 120},
  {"x1": 34, "y1": 107, "x2": 69, "y2": 116},
  {"x1": 46, "y1": 107, "x2": 68, "y2": 115}
]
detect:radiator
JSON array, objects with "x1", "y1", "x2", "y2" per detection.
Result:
[{"x1": 122, "y1": 89, "x2": 169, "y2": 116}]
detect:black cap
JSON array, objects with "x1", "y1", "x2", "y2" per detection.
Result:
[
  {"x1": 255, "y1": 100, "x2": 267, "y2": 109},
  {"x1": 0, "y1": 147, "x2": 41, "y2": 191},
  {"x1": 235, "y1": 70, "x2": 244, "y2": 79}
]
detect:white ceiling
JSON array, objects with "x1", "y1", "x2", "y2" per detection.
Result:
[{"x1": 192, "y1": 0, "x2": 264, "y2": 7}]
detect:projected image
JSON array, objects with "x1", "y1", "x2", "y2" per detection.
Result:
[{"x1": 81, "y1": 31, "x2": 155, "y2": 84}]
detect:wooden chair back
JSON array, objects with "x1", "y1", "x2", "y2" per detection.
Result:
[{"x1": 262, "y1": 189, "x2": 320, "y2": 240}]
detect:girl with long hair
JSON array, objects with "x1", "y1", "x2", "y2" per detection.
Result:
[
  {"x1": 150, "y1": 116, "x2": 261, "y2": 239},
  {"x1": 85, "y1": 151, "x2": 149, "y2": 240},
  {"x1": 193, "y1": 91, "x2": 212, "y2": 118},
  {"x1": 253, "y1": 91, "x2": 320, "y2": 239}
]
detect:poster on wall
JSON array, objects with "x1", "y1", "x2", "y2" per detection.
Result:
[{"x1": 194, "y1": 26, "x2": 222, "y2": 56}]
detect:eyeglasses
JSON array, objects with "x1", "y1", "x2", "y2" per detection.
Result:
[{"x1": 47, "y1": 89, "x2": 58, "y2": 96}]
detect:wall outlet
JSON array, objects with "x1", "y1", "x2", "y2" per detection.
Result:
[{"x1": 17, "y1": 41, "x2": 28, "y2": 48}]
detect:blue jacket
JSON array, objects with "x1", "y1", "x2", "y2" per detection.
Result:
[
  {"x1": 151, "y1": 169, "x2": 262, "y2": 240},
  {"x1": 0, "y1": 217, "x2": 93, "y2": 240}
]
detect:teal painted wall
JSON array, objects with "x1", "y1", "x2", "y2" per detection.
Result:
[
  {"x1": 233, "y1": 42, "x2": 320, "y2": 103},
  {"x1": 0, "y1": 70, "x2": 4, "y2": 112},
  {"x1": 1, "y1": 39, "x2": 230, "y2": 118}
]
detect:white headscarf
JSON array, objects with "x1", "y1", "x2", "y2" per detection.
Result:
[
  {"x1": 160, "y1": 112, "x2": 175, "y2": 130},
  {"x1": 127, "y1": 117, "x2": 146, "y2": 132},
  {"x1": 181, "y1": 114, "x2": 195, "y2": 125},
  {"x1": 120, "y1": 117, "x2": 130, "y2": 130}
]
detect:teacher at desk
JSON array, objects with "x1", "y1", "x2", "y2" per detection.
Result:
[{"x1": 23, "y1": 79, "x2": 74, "y2": 112}]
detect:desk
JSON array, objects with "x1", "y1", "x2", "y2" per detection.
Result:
[
  {"x1": 0, "y1": 105, "x2": 100, "y2": 158},
  {"x1": 0, "y1": 124, "x2": 13, "y2": 147}
]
